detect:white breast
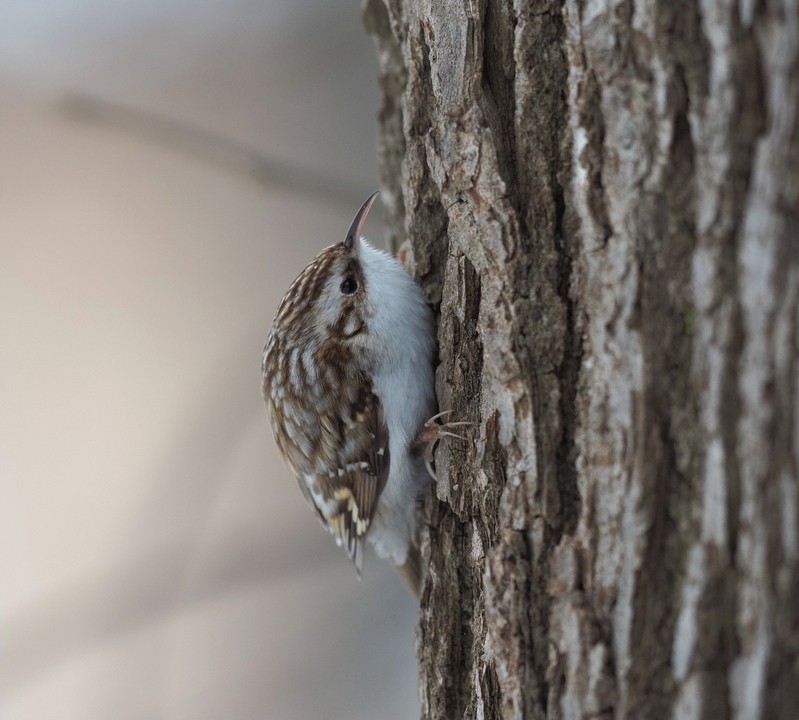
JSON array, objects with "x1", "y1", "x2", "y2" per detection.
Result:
[{"x1": 357, "y1": 239, "x2": 437, "y2": 564}]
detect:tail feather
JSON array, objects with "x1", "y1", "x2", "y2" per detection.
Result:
[{"x1": 394, "y1": 543, "x2": 423, "y2": 600}]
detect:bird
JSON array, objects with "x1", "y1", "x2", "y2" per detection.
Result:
[{"x1": 261, "y1": 192, "x2": 466, "y2": 597}]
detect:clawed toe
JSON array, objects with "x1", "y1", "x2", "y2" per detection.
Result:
[
  {"x1": 424, "y1": 409, "x2": 452, "y2": 426},
  {"x1": 424, "y1": 459, "x2": 437, "y2": 481},
  {"x1": 439, "y1": 430, "x2": 469, "y2": 442},
  {"x1": 413, "y1": 409, "x2": 476, "y2": 480}
]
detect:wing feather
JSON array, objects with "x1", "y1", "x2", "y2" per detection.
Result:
[
  {"x1": 265, "y1": 337, "x2": 390, "y2": 574},
  {"x1": 295, "y1": 372, "x2": 389, "y2": 573}
]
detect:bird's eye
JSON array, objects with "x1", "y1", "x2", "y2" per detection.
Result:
[{"x1": 340, "y1": 277, "x2": 358, "y2": 295}]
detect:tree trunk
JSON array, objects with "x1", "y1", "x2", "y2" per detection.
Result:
[{"x1": 364, "y1": 1, "x2": 799, "y2": 718}]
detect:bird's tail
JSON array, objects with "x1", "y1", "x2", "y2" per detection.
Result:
[{"x1": 394, "y1": 542, "x2": 423, "y2": 600}]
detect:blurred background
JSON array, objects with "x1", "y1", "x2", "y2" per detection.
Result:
[{"x1": 0, "y1": 1, "x2": 419, "y2": 718}]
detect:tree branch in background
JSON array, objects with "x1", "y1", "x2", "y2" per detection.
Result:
[{"x1": 61, "y1": 93, "x2": 366, "y2": 210}]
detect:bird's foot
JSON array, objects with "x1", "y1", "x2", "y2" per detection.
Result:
[{"x1": 411, "y1": 410, "x2": 476, "y2": 480}]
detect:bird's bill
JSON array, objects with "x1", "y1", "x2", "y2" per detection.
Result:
[{"x1": 344, "y1": 191, "x2": 380, "y2": 250}]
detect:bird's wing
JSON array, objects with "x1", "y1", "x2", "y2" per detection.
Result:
[{"x1": 293, "y1": 372, "x2": 389, "y2": 575}]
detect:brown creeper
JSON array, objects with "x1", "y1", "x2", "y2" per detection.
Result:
[{"x1": 261, "y1": 192, "x2": 439, "y2": 596}]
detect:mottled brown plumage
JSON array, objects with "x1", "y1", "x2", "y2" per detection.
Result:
[
  {"x1": 261, "y1": 193, "x2": 445, "y2": 593},
  {"x1": 262, "y1": 251, "x2": 389, "y2": 571}
]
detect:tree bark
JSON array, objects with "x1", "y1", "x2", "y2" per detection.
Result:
[{"x1": 364, "y1": 1, "x2": 799, "y2": 718}]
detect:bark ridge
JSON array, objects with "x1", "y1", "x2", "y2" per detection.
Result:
[{"x1": 364, "y1": 1, "x2": 799, "y2": 718}]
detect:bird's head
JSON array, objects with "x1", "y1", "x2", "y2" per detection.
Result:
[{"x1": 269, "y1": 192, "x2": 382, "y2": 356}]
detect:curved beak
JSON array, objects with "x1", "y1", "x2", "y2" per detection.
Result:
[{"x1": 343, "y1": 191, "x2": 380, "y2": 251}]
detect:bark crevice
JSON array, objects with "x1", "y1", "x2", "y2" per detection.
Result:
[{"x1": 364, "y1": 0, "x2": 799, "y2": 717}]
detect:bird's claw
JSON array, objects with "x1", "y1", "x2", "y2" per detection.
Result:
[{"x1": 414, "y1": 410, "x2": 476, "y2": 480}]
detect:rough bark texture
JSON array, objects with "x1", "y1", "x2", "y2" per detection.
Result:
[{"x1": 364, "y1": 1, "x2": 799, "y2": 718}]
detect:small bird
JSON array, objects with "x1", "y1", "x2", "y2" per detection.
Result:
[{"x1": 262, "y1": 192, "x2": 461, "y2": 597}]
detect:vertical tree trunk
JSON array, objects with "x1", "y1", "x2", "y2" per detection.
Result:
[{"x1": 364, "y1": 1, "x2": 799, "y2": 718}]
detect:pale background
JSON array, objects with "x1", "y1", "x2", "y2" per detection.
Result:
[{"x1": 0, "y1": 1, "x2": 419, "y2": 718}]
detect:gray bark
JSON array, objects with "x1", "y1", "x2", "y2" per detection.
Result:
[{"x1": 364, "y1": 1, "x2": 799, "y2": 719}]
